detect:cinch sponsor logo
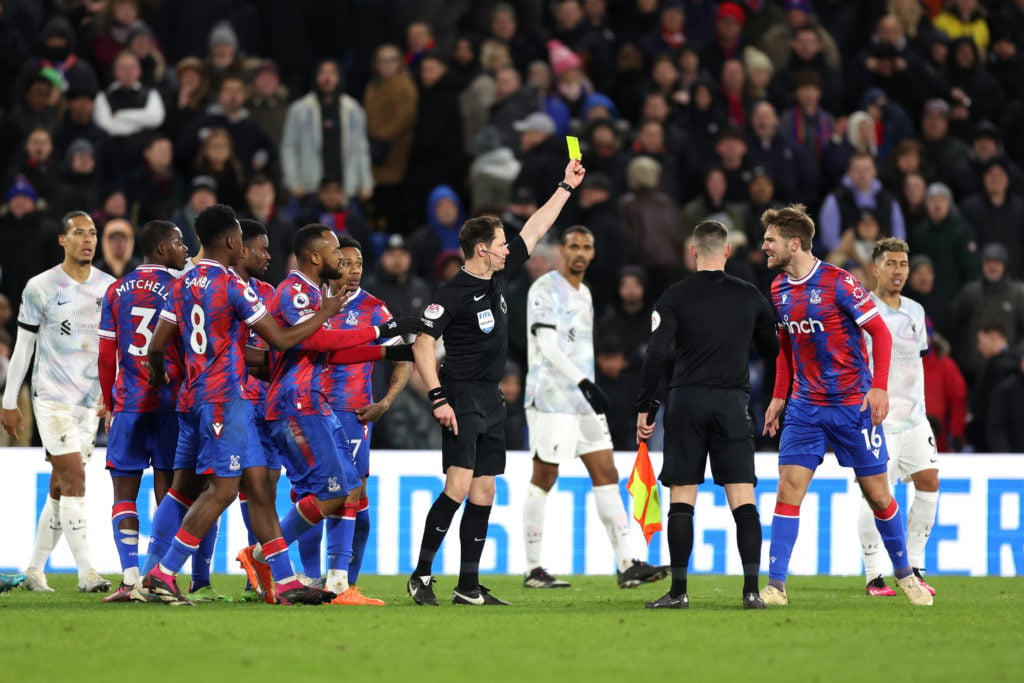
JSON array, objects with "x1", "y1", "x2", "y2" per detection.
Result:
[{"x1": 782, "y1": 315, "x2": 825, "y2": 334}]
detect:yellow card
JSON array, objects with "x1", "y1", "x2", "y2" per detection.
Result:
[{"x1": 566, "y1": 135, "x2": 582, "y2": 160}]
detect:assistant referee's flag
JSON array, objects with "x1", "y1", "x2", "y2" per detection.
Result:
[{"x1": 628, "y1": 402, "x2": 662, "y2": 544}]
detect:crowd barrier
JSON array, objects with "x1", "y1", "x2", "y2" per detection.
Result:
[{"x1": 1, "y1": 449, "x2": 1021, "y2": 576}]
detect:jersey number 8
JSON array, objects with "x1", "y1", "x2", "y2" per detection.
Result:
[{"x1": 190, "y1": 304, "x2": 208, "y2": 353}]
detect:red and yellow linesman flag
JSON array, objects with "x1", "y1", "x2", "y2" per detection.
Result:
[{"x1": 628, "y1": 401, "x2": 662, "y2": 544}]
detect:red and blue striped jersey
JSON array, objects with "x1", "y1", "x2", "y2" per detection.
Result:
[
  {"x1": 322, "y1": 288, "x2": 393, "y2": 412},
  {"x1": 771, "y1": 260, "x2": 879, "y2": 406},
  {"x1": 98, "y1": 265, "x2": 183, "y2": 412},
  {"x1": 159, "y1": 259, "x2": 267, "y2": 408},
  {"x1": 240, "y1": 277, "x2": 276, "y2": 405},
  {"x1": 265, "y1": 270, "x2": 331, "y2": 420}
]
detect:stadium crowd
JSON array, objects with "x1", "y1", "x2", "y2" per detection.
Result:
[{"x1": 1, "y1": 0, "x2": 1023, "y2": 453}]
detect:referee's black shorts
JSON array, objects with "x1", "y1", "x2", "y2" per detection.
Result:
[
  {"x1": 660, "y1": 386, "x2": 756, "y2": 487},
  {"x1": 440, "y1": 381, "x2": 507, "y2": 476}
]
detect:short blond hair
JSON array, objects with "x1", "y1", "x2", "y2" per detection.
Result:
[{"x1": 761, "y1": 204, "x2": 815, "y2": 251}]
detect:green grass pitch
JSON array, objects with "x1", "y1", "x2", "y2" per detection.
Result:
[{"x1": 3, "y1": 574, "x2": 1022, "y2": 682}]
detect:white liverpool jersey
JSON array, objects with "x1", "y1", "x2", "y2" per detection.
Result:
[
  {"x1": 868, "y1": 293, "x2": 928, "y2": 434},
  {"x1": 525, "y1": 270, "x2": 595, "y2": 414},
  {"x1": 18, "y1": 265, "x2": 115, "y2": 408}
]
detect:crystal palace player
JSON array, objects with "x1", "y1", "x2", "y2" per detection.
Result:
[
  {"x1": 97, "y1": 220, "x2": 189, "y2": 602},
  {"x1": 296, "y1": 235, "x2": 413, "y2": 605},
  {"x1": 407, "y1": 159, "x2": 586, "y2": 607},
  {"x1": 758, "y1": 205, "x2": 932, "y2": 607},
  {"x1": 857, "y1": 238, "x2": 939, "y2": 597},
  {"x1": 140, "y1": 206, "x2": 387, "y2": 606},
  {"x1": 234, "y1": 218, "x2": 283, "y2": 601},
  {"x1": 2, "y1": 211, "x2": 114, "y2": 594},
  {"x1": 237, "y1": 224, "x2": 423, "y2": 606}
]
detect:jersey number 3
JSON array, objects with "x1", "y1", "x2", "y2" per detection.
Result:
[{"x1": 128, "y1": 306, "x2": 157, "y2": 357}]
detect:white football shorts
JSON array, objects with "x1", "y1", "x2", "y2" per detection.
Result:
[
  {"x1": 33, "y1": 398, "x2": 99, "y2": 462},
  {"x1": 526, "y1": 407, "x2": 614, "y2": 464},
  {"x1": 885, "y1": 420, "x2": 938, "y2": 484}
]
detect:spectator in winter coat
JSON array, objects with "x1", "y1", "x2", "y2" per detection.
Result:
[
  {"x1": 281, "y1": 59, "x2": 373, "y2": 202},
  {"x1": 960, "y1": 158, "x2": 1024, "y2": 278}
]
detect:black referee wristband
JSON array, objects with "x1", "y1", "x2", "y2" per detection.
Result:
[
  {"x1": 557, "y1": 181, "x2": 574, "y2": 194},
  {"x1": 428, "y1": 387, "x2": 446, "y2": 403}
]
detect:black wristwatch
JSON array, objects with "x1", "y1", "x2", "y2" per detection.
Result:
[{"x1": 557, "y1": 181, "x2": 574, "y2": 193}]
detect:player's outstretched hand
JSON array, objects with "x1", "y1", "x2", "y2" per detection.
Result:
[
  {"x1": 383, "y1": 344, "x2": 415, "y2": 362},
  {"x1": 2, "y1": 408, "x2": 23, "y2": 439},
  {"x1": 562, "y1": 159, "x2": 586, "y2": 190},
  {"x1": 578, "y1": 378, "x2": 610, "y2": 414},
  {"x1": 321, "y1": 285, "x2": 354, "y2": 318},
  {"x1": 861, "y1": 388, "x2": 889, "y2": 426},
  {"x1": 433, "y1": 401, "x2": 458, "y2": 436},
  {"x1": 377, "y1": 316, "x2": 429, "y2": 338},
  {"x1": 763, "y1": 398, "x2": 786, "y2": 437}
]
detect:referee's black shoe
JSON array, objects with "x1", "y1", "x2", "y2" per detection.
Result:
[
  {"x1": 617, "y1": 560, "x2": 670, "y2": 588},
  {"x1": 452, "y1": 584, "x2": 511, "y2": 606},
  {"x1": 407, "y1": 575, "x2": 439, "y2": 606},
  {"x1": 645, "y1": 591, "x2": 689, "y2": 609},
  {"x1": 523, "y1": 567, "x2": 571, "y2": 589},
  {"x1": 743, "y1": 591, "x2": 767, "y2": 610}
]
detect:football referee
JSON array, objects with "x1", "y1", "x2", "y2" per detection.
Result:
[
  {"x1": 635, "y1": 220, "x2": 779, "y2": 610},
  {"x1": 408, "y1": 159, "x2": 586, "y2": 607}
]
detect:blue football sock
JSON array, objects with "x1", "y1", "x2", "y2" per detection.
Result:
[
  {"x1": 279, "y1": 496, "x2": 322, "y2": 543},
  {"x1": 239, "y1": 493, "x2": 257, "y2": 546},
  {"x1": 159, "y1": 529, "x2": 202, "y2": 576},
  {"x1": 768, "y1": 503, "x2": 801, "y2": 585},
  {"x1": 874, "y1": 500, "x2": 912, "y2": 578},
  {"x1": 189, "y1": 518, "x2": 218, "y2": 591},
  {"x1": 326, "y1": 506, "x2": 356, "y2": 573},
  {"x1": 297, "y1": 524, "x2": 323, "y2": 578},
  {"x1": 262, "y1": 537, "x2": 295, "y2": 585},
  {"x1": 111, "y1": 500, "x2": 139, "y2": 575},
  {"x1": 143, "y1": 488, "x2": 190, "y2": 574},
  {"x1": 349, "y1": 503, "x2": 371, "y2": 585}
]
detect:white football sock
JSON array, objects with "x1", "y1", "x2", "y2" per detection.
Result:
[
  {"x1": 123, "y1": 566, "x2": 140, "y2": 586},
  {"x1": 593, "y1": 484, "x2": 632, "y2": 573},
  {"x1": 858, "y1": 496, "x2": 888, "y2": 582},
  {"x1": 907, "y1": 489, "x2": 938, "y2": 569},
  {"x1": 59, "y1": 496, "x2": 93, "y2": 579},
  {"x1": 523, "y1": 484, "x2": 547, "y2": 571},
  {"x1": 326, "y1": 568, "x2": 349, "y2": 593},
  {"x1": 29, "y1": 495, "x2": 63, "y2": 570}
]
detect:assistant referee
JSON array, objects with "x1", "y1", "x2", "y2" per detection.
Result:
[
  {"x1": 407, "y1": 159, "x2": 586, "y2": 607},
  {"x1": 635, "y1": 220, "x2": 779, "y2": 610}
]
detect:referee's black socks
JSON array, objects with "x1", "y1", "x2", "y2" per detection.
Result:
[
  {"x1": 414, "y1": 493, "x2": 462, "y2": 577},
  {"x1": 732, "y1": 503, "x2": 761, "y2": 594},
  {"x1": 667, "y1": 502, "x2": 694, "y2": 598},
  {"x1": 457, "y1": 502, "x2": 491, "y2": 592}
]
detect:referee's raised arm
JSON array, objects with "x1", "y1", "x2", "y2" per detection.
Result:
[{"x1": 518, "y1": 159, "x2": 586, "y2": 253}]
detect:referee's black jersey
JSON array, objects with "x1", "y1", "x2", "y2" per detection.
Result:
[
  {"x1": 637, "y1": 269, "x2": 779, "y2": 407},
  {"x1": 420, "y1": 234, "x2": 530, "y2": 385}
]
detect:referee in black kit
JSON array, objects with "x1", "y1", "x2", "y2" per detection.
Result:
[
  {"x1": 407, "y1": 159, "x2": 587, "y2": 607},
  {"x1": 635, "y1": 220, "x2": 779, "y2": 610}
]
